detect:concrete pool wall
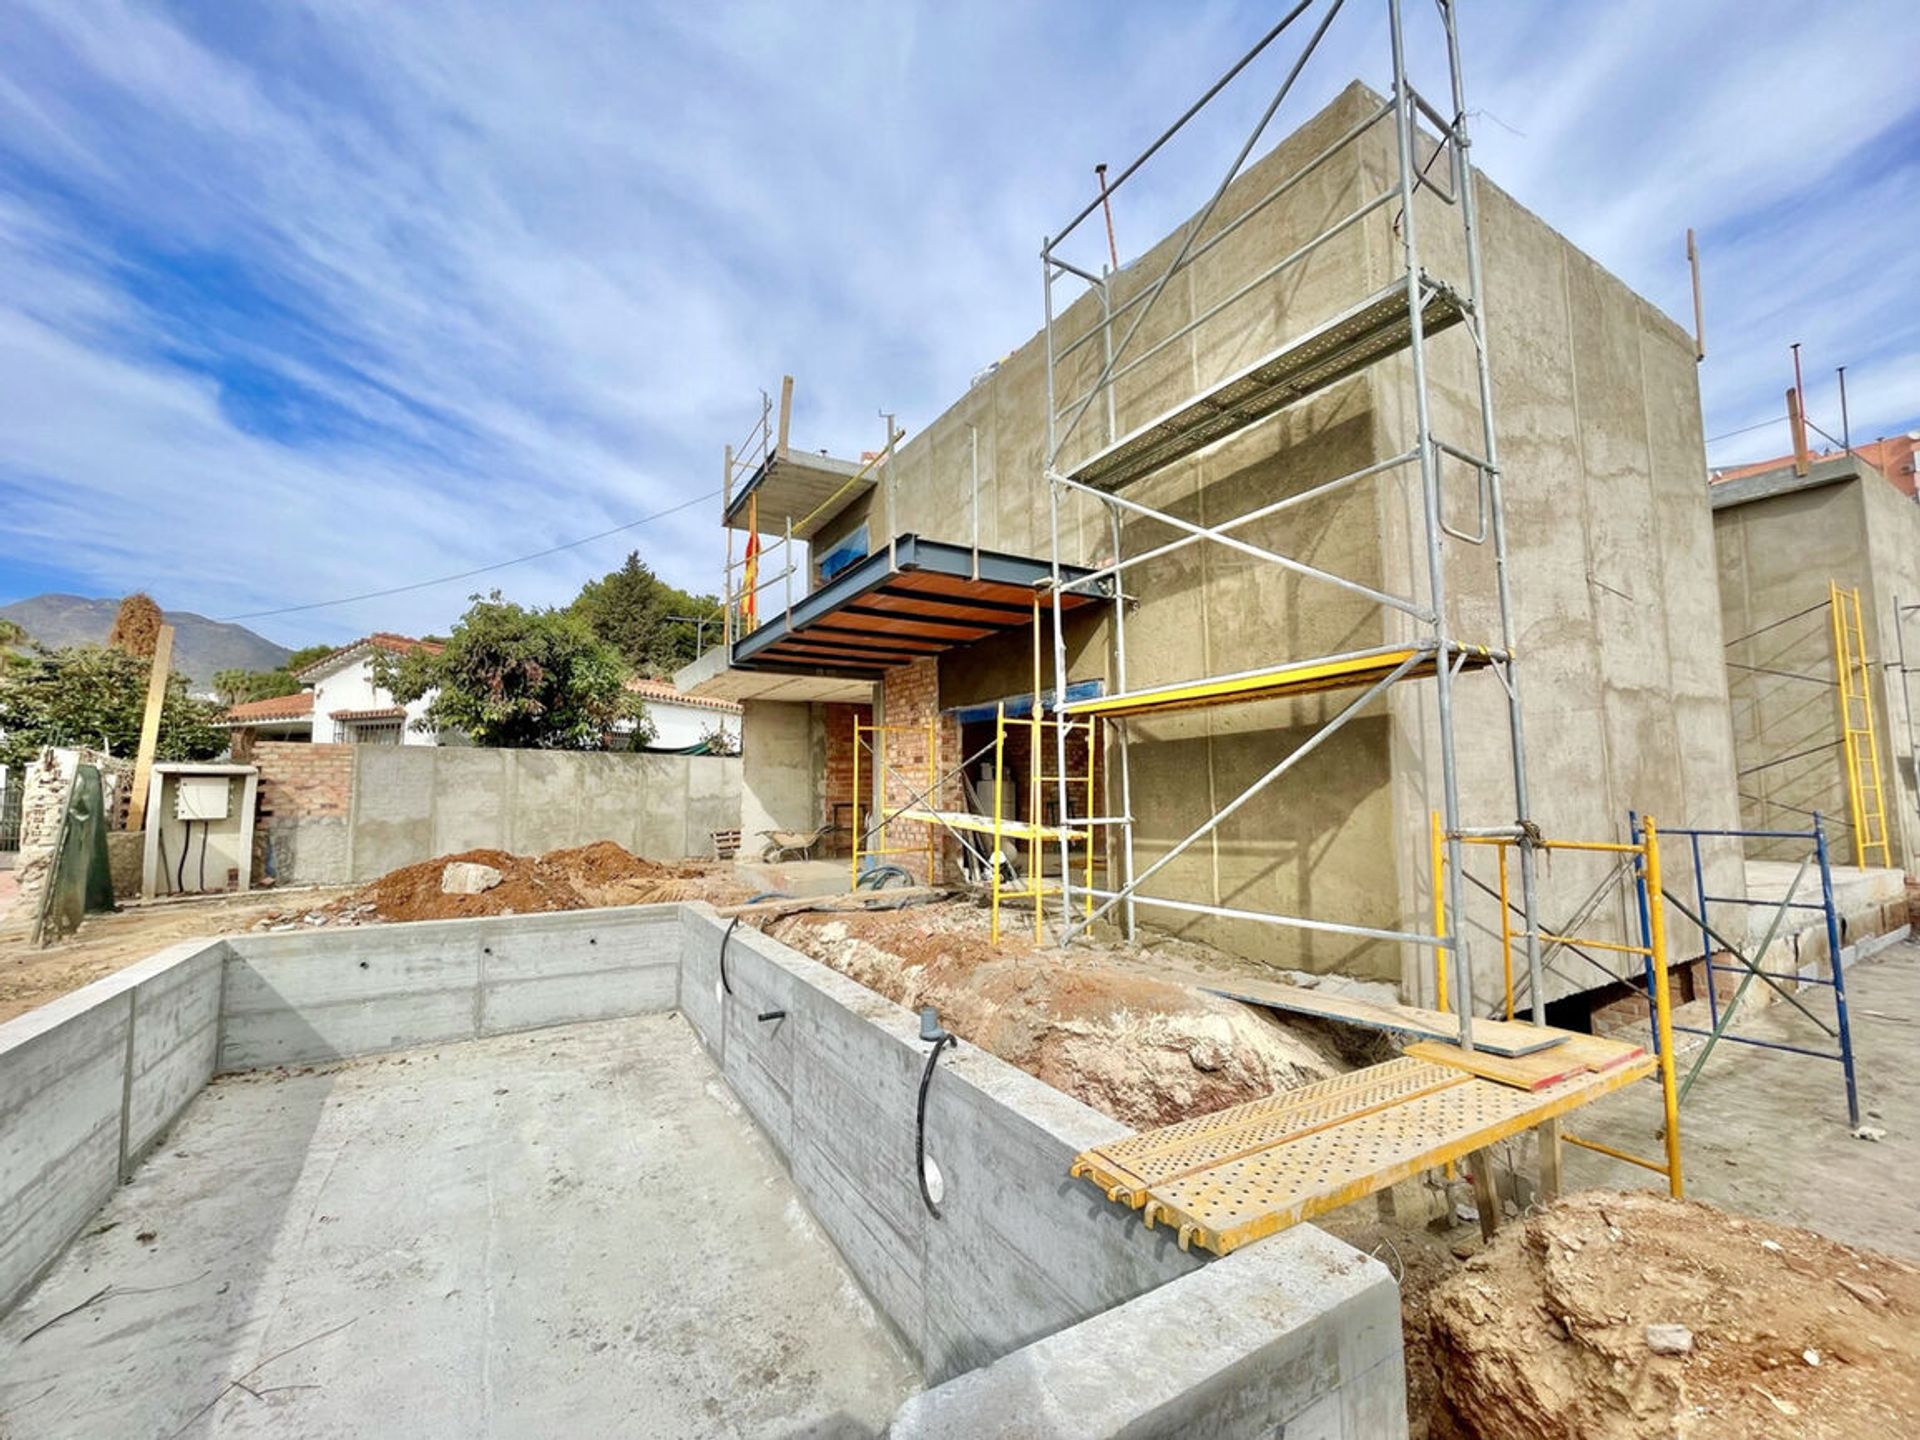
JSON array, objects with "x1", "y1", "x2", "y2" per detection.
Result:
[{"x1": 0, "y1": 902, "x2": 1406, "y2": 1437}]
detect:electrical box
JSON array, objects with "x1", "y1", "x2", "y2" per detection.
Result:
[{"x1": 174, "y1": 775, "x2": 232, "y2": 822}]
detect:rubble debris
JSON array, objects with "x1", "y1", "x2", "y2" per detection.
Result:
[
  {"x1": 1644, "y1": 1324, "x2": 1692, "y2": 1355},
  {"x1": 1428, "y1": 1191, "x2": 1920, "y2": 1439},
  {"x1": 269, "y1": 842, "x2": 756, "y2": 927},
  {"x1": 764, "y1": 900, "x2": 1344, "y2": 1129},
  {"x1": 441, "y1": 861, "x2": 504, "y2": 895}
]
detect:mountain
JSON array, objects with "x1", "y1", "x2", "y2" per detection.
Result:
[{"x1": 0, "y1": 594, "x2": 293, "y2": 690}]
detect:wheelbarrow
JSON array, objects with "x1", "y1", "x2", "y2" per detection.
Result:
[{"x1": 759, "y1": 826, "x2": 831, "y2": 863}]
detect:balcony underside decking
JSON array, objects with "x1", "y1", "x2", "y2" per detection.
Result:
[{"x1": 731, "y1": 535, "x2": 1105, "y2": 680}]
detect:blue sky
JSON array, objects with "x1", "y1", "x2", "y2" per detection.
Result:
[{"x1": 2, "y1": 0, "x2": 1916, "y2": 649}]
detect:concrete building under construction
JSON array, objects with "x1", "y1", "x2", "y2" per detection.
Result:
[{"x1": 681, "y1": 65, "x2": 1747, "y2": 1024}]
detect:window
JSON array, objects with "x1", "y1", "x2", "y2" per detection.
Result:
[
  {"x1": 816, "y1": 523, "x2": 869, "y2": 585},
  {"x1": 348, "y1": 720, "x2": 404, "y2": 745}
]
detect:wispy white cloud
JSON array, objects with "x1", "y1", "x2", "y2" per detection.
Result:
[{"x1": 0, "y1": 0, "x2": 1914, "y2": 645}]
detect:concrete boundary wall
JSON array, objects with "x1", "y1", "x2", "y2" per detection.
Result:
[
  {"x1": 0, "y1": 939, "x2": 224, "y2": 1313},
  {"x1": 219, "y1": 907, "x2": 683, "y2": 1070},
  {"x1": 0, "y1": 906, "x2": 1406, "y2": 1434},
  {"x1": 346, "y1": 747, "x2": 742, "y2": 881},
  {"x1": 253, "y1": 745, "x2": 744, "y2": 886},
  {"x1": 675, "y1": 906, "x2": 1405, "y2": 1433}
]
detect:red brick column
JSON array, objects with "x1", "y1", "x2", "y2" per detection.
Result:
[
  {"x1": 253, "y1": 742, "x2": 357, "y2": 880},
  {"x1": 877, "y1": 660, "x2": 962, "y2": 884},
  {"x1": 822, "y1": 701, "x2": 873, "y2": 857}
]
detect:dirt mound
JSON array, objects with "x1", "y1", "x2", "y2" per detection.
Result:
[
  {"x1": 1428, "y1": 1191, "x2": 1920, "y2": 1439},
  {"x1": 289, "y1": 843, "x2": 755, "y2": 925},
  {"x1": 766, "y1": 902, "x2": 1342, "y2": 1128}
]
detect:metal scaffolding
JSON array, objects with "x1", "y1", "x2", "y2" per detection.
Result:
[{"x1": 1037, "y1": 0, "x2": 1540, "y2": 1054}]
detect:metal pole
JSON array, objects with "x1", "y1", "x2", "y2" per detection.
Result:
[
  {"x1": 1693, "y1": 829, "x2": 1720, "y2": 1036},
  {"x1": 1838, "y1": 366, "x2": 1851, "y2": 455},
  {"x1": 1108, "y1": 502, "x2": 1137, "y2": 938},
  {"x1": 1095, "y1": 163, "x2": 1119, "y2": 272},
  {"x1": 1442, "y1": 0, "x2": 1540, "y2": 1028},
  {"x1": 849, "y1": 717, "x2": 862, "y2": 888},
  {"x1": 1815, "y1": 817, "x2": 1862, "y2": 1127},
  {"x1": 1392, "y1": 0, "x2": 1476, "y2": 1048},
  {"x1": 1641, "y1": 817, "x2": 1684, "y2": 1198}
]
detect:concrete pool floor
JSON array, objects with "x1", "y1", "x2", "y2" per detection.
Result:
[{"x1": 0, "y1": 1012, "x2": 920, "y2": 1438}]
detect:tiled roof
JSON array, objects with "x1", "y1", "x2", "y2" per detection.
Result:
[
  {"x1": 329, "y1": 706, "x2": 407, "y2": 722},
  {"x1": 623, "y1": 677, "x2": 743, "y2": 714},
  {"x1": 222, "y1": 691, "x2": 314, "y2": 724},
  {"x1": 296, "y1": 632, "x2": 446, "y2": 681}
]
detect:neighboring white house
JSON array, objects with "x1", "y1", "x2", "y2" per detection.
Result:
[
  {"x1": 623, "y1": 678, "x2": 741, "y2": 753},
  {"x1": 301, "y1": 633, "x2": 443, "y2": 744},
  {"x1": 219, "y1": 639, "x2": 739, "y2": 753},
  {"x1": 221, "y1": 633, "x2": 442, "y2": 746}
]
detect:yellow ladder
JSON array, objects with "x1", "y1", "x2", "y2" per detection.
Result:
[{"x1": 1831, "y1": 580, "x2": 1893, "y2": 868}]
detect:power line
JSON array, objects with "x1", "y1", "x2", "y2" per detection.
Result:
[
  {"x1": 1705, "y1": 415, "x2": 1788, "y2": 446},
  {"x1": 221, "y1": 489, "x2": 720, "y2": 621}
]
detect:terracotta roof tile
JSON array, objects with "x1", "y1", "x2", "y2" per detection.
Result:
[
  {"x1": 296, "y1": 633, "x2": 446, "y2": 680},
  {"x1": 222, "y1": 692, "x2": 315, "y2": 724},
  {"x1": 623, "y1": 677, "x2": 743, "y2": 714}
]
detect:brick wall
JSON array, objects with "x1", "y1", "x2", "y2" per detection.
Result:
[
  {"x1": 253, "y1": 742, "x2": 356, "y2": 884},
  {"x1": 255, "y1": 742, "x2": 356, "y2": 823},
  {"x1": 876, "y1": 660, "x2": 962, "y2": 883},
  {"x1": 822, "y1": 701, "x2": 873, "y2": 857}
]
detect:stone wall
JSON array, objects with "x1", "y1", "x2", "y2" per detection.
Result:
[{"x1": 10, "y1": 748, "x2": 134, "y2": 936}]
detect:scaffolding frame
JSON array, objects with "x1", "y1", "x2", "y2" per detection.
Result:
[
  {"x1": 1723, "y1": 581, "x2": 1892, "y2": 866},
  {"x1": 1831, "y1": 580, "x2": 1893, "y2": 867},
  {"x1": 1660, "y1": 818, "x2": 1860, "y2": 1129},
  {"x1": 1037, "y1": 0, "x2": 1541, "y2": 1053},
  {"x1": 862, "y1": 595, "x2": 1102, "y2": 941}
]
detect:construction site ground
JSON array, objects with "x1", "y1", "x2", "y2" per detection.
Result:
[
  {"x1": 1314, "y1": 937, "x2": 1919, "y2": 1437},
  {"x1": 5, "y1": 853, "x2": 1916, "y2": 1437}
]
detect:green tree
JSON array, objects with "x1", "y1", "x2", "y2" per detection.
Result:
[
  {"x1": 572, "y1": 552, "x2": 720, "y2": 676},
  {"x1": 375, "y1": 592, "x2": 647, "y2": 749},
  {"x1": 0, "y1": 645, "x2": 227, "y2": 768},
  {"x1": 212, "y1": 667, "x2": 304, "y2": 707},
  {"x1": 211, "y1": 645, "x2": 337, "y2": 706}
]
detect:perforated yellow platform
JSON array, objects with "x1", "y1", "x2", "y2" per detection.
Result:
[{"x1": 1072, "y1": 1052, "x2": 1656, "y2": 1255}]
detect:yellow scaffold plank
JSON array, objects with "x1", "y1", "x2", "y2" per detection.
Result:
[
  {"x1": 1200, "y1": 974, "x2": 1569, "y2": 1057},
  {"x1": 1072, "y1": 1053, "x2": 1655, "y2": 1256},
  {"x1": 1070, "y1": 1057, "x2": 1468, "y2": 1205},
  {"x1": 1060, "y1": 645, "x2": 1496, "y2": 721},
  {"x1": 1404, "y1": 1031, "x2": 1645, "y2": 1092},
  {"x1": 893, "y1": 808, "x2": 1089, "y2": 843}
]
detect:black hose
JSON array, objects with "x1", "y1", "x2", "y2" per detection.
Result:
[
  {"x1": 198, "y1": 819, "x2": 208, "y2": 893},
  {"x1": 175, "y1": 819, "x2": 190, "y2": 894},
  {"x1": 157, "y1": 825, "x2": 171, "y2": 896},
  {"x1": 718, "y1": 916, "x2": 739, "y2": 997},
  {"x1": 857, "y1": 864, "x2": 913, "y2": 891},
  {"x1": 915, "y1": 1033, "x2": 956, "y2": 1218}
]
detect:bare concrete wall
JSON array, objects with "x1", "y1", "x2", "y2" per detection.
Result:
[
  {"x1": 346, "y1": 747, "x2": 741, "y2": 880},
  {"x1": 739, "y1": 700, "x2": 818, "y2": 848},
  {"x1": 839, "y1": 82, "x2": 1739, "y2": 1001},
  {"x1": 257, "y1": 747, "x2": 742, "y2": 883},
  {"x1": 1714, "y1": 459, "x2": 1920, "y2": 870}
]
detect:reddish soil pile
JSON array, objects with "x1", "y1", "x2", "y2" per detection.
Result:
[
  {"x1": 765, "y1": 901, "x2": 1343, "y2": 1128},
  {"x1": 1428, "y1": 1191, "x2": 1920, "y2": 1439},
  {"x1": 303, "y1": 842, "x2": 755, "y2": 924}
]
